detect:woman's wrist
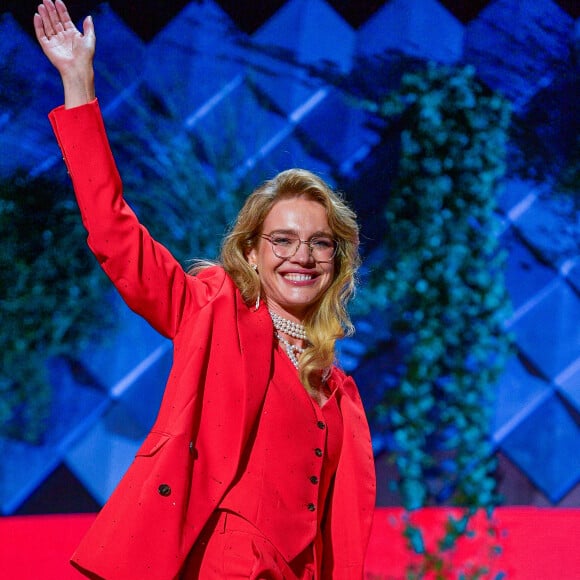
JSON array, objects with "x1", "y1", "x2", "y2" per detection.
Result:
[{"x1": 61, "y1": 69, "x2": 95, "y2": 108}]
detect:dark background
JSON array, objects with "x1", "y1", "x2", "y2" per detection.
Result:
[{"x1": 7, "y1": 0, "x2": 580, "y2": 39}]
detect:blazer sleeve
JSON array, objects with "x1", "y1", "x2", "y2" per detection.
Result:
[{"x1": 49, "y1": 99, "x2": 224, "y2": 338}]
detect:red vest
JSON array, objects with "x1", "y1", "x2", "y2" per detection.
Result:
[{"x1": 221, "y1": 347, "x2": 343, "y2": 562}]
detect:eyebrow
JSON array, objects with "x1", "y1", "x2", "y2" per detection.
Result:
[{"x1": 266, "y1": 229, "x2": 334, "y2": 238}]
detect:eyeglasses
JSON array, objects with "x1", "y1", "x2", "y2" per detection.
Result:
[{"x1": 260, "y1": 233, "x2": 338, "y2": 262}]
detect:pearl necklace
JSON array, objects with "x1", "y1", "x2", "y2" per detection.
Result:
[
  {"x1": 275, "y1": 332, "x2": 305, "y2": 369},
  {"x1": 268, "y1": 309, "x2": 308, "y2": 340},
  {"x1": 269, "y1": 309, "x2": 308, "y2": 369},
  {"x1": 268, "y1": 310, "x2": 331, "y2": 382}
]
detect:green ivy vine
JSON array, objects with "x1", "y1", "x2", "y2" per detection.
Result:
[
  {"x1": 359, "y1": 64, "x2": 513, "y2": 578},
  {"x1": 0, "y1": 171, "x2": 113, "y2": 443}
]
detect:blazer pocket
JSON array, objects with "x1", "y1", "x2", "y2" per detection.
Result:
[{"x1": 135, "y1": 431, "x2": 172, "y2": 458}]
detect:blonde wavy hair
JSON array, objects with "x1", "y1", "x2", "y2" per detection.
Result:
[{"x1": 216, "y1": 168, "x2": 360, "y2": 391}]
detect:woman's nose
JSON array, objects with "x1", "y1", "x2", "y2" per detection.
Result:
[{"x1": 291, "y1": 240, "x2": 314, "y2": 263}]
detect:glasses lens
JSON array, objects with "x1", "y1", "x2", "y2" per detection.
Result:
[
  {"x1": 269, "y1": 234, "x2": 299, "y2": 258},
  {"x1": 310, "y1": 237, "x2": 336, "y2": 260}
]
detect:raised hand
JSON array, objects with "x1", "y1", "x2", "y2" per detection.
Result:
[{"x1": 34, "y1": 0, "x2": 96, "y2": 107}]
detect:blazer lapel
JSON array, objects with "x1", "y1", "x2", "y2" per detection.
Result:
[{"x1": 235, "y1": 299, "x2": 273, "y2": 443}]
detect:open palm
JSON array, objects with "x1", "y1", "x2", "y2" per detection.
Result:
[{"x1": 33, "y1": 0, "x2": 95, "y2": 76}]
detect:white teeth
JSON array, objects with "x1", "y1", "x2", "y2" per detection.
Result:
[{"x1": 284, "y1": 273, "x2": 313, "y2": 281}]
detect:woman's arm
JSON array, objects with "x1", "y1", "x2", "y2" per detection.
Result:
[
  {"x1": 35, "y1": 0, "x2": 226, "y2": 338},
  {"x1": 34, "y1": 0, "x2": 95, "y2": 108},
  {"x1": 48, "y1": 101, "x2": 199, "y2": 339}
]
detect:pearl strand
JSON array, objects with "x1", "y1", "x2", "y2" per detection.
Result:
[
  {"x1": 269, "y1": 309, "x2": 308, "y2": 340},
  {"x1": 270, "y1": 313, "x2": 331, "y2": 383},
  {"x1": 275, "y1": 332, "x2": 304, "y2": 369},
  {"x1": 269, "y1": 309, "x2": 308, "y2": 369}
]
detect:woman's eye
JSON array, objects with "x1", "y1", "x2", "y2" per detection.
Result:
[
  {"x1": 312, "y1": 238, "x2": 334, "y2": 249},
  {"x1": 272, "y1": 236, "x2": 293, "y2": 246}
]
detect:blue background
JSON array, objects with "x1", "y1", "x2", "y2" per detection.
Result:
[{"x1": 1, "y1": 0, "x2": 579, "y2": 515}]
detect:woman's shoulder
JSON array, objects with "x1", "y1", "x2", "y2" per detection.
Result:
[
  {"x1": 187, "y1": 263, "x2": 241, "y2": 301},
  {"x1": 330, "y1": 363, "x2": 349, "y2": 380},
  {"x1": 190, "y1": 262, "x2": 226, "y2": 280},
  {"x1": 330, "y1": 365, "x2": 360, "y2": 399},
  {"x1": 190, "y1": 263, "x2": 239, "y2": 285}
]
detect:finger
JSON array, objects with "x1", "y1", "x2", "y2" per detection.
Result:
[
  {"x1": 37, "y1": 3, "x2": 55, "y2": 37},
  {"x1": 55, "y1": 0, "x2": 75, "y2": 32},
  {"x1": 44, "y1": 0, "x2": 66, "y2": 35},
  {"x1": 82, "y1": 14, "x2": 95, "y2": 40},
  {"x1": 33, "y1": 12, "x2": 49, "y2": 43}
]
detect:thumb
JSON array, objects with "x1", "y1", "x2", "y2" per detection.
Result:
[{"x1": 82, "y1": 15, "x2": 95, "y2": 38}]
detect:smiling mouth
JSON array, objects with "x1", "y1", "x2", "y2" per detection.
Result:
[{"x1": 283, "y1": 273, "x2": 314, "y2": 282}]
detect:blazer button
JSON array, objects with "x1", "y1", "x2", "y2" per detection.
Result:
[
  {"x1": 307, "y1": 503, "x2": 316, "y2": 512},
  {"x1": 317, "y1": 421, "x2": 326, "y2": 430},
  {"x1": 189, "y1": 441, "x2": 198, "y2": 458},
  {"x1": 310, "y1": 476, "x2": 319, "y2": 484},
  {"x1": 314, "y1": 448, "x2": 323, "y2": 457},
  {"x1": 158, "y1": 484, "x2": 172, "y2": 497}
]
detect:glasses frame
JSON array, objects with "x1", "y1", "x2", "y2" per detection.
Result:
[{"x1": 260, "y1": 233, "x2": 338, "y2": 262}]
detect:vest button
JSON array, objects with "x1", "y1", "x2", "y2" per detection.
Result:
[
  {"x1": 314, "y1": 448, "x2": 323, "y2": 457},
  {"x1": 307, "y1": 503, "x2": 316, "y2": 511},
  {"x1": 158, "y1": 484, "x2": 172, "y2": 497},
  {"x1": 317, "y1": 421, "x2": 326, "y2": 430},
  {"x1": 310, "y1": 476, "x2": 319, "y2": 484}
]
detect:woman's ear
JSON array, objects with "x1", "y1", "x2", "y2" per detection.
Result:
[{"x1": 246, "y1": 246, "x2": 257, "y2": 269}]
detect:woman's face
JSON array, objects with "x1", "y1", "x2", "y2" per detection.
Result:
[{"x1": 247, "y1": 197, "x2": 335, "y2": 322}]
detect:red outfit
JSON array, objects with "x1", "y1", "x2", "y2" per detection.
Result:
[
  {"x1": 219, "y1": 348, "x2": 343, "y2": 564},
  {"x1": 183, "y1": 347, "x2": 343, "y2": 578},
  {"x1": 49, "y1": 99, "x2": 376, "y2": 580},
  {"x1": 182, "y1": 510, "x2": 317, "y2": 579}
]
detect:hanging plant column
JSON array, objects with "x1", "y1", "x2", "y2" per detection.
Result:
[{"x1": 363, "y1": 64, "x2": 513, "y2": 577}]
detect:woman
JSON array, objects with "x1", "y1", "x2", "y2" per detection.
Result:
[{"x1": 34, "y1": 1, "x2": 376, "y2": 578}]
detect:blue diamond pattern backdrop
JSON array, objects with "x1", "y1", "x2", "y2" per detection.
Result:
[{"x1": 1, "y1": 0, "x2": 579, "y2": 513}]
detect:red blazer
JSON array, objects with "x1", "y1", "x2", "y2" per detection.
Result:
[{"x1": 49, "y1": 100, "x2": 376, "y2": 580}]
